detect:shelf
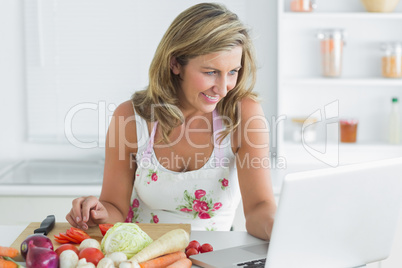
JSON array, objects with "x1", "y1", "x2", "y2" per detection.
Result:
[
  {"x1": 282, "y1": 12, "x2": 402, "y2": 20},
  {"x1": 282, "y1": 77, "x2": 402, "y2": 87}
]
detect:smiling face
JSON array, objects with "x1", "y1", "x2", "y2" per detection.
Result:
[{"x1": 171, "y1": 45, "x2": 243, "y2": 116}]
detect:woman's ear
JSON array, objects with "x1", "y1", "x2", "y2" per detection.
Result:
[{"x1": 170, "y1": 57, "x2": 181, "y2": 75}]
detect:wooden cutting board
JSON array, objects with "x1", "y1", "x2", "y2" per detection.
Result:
[{"x1": 11, "y1": 222, "x2": 191, "y2": 262}]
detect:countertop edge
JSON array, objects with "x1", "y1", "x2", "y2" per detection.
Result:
[{"x1": 0, "y1": 185, "x2": 102, "y2": 196}]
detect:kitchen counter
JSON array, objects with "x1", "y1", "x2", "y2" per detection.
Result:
[
  {"x1": 0, "y1": 159, "x2": 290, "y2": 197},
  {"x1": 0, "y1": 159, "x2": 103, "y2": 196}
]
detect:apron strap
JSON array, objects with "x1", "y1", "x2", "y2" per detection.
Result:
[
  {"x1": 142, "y1": 121, "x2": 158, "y2": 161},
  {"x1": 213, "y1": 109, "x2": 225, "y2": 167}
]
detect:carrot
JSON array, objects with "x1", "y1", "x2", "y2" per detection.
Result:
[
  {"x1": 0, "y1": 257, "x2": 18, "y2": 268},
  {"x1": 0, "y1": 246, "x2": 19, "y2": 258},
  {"x1": 139, "y1": 251, "x2": 186, "y2": 268},
  {"x1": 166, "y1": 257, "x2": 192, "y2": 268},
  {"x1": 122, "y1": 229, "x2": 190, "y2": 267}
]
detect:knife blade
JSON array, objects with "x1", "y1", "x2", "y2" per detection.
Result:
[{"x1": 34, "y1": 215, "x2": 56, "y2": 235}]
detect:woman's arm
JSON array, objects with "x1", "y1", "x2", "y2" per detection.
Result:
[
  {"x1": 66, "y1": 100, "x2": 138, "y2": 228},
  {"x1": 234, "y1": 98, "x2": 277, "y2": 240}
]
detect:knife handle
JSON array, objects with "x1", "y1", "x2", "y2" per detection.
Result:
[{"x1": 34, "y1": 215, "x2": 56, "y2": 235}]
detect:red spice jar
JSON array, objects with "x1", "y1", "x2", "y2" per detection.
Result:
[{"x1": 340, "y1": 119, "x2": 359, "y2": 143}]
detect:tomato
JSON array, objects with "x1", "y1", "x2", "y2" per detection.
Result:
[
  {"x1": 59, "y1": 232, "x2": 80, "y2": 244},
  {"x1": 185, "y1": 247, "x2": 199, "y2": 258},
  {"x1": 54, "y1": 237, "x2": 70, "y2": 244},
  {"x1": 186, "y1": 240, "x2": 201, "y2": 252},
  {"x1": 200, "y1": 243, "x2": 213, "y2": 253},
  {"x1": 55, "y1": 244, "x2": 79, "y2": 256},
  {"x1": 79, "y1": 247, "x2": 104, "y2": 266},
  {"x1": 66, "y1": 227, "x2": 91, "y2": 243},
  {"x1": 99, "y1": 224, "x2": 114, "y2": 236}
]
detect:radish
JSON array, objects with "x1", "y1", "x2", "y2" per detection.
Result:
[{"x1": 120, "y1": 228, "x2": 189, "y2": 267}]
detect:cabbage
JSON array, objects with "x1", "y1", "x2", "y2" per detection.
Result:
[{"x1": 101, "y1": 222, "x2": 153, "y2": 258}]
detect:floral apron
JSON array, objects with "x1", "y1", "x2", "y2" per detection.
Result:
[{"x1": 125, "y1": 109, "x2": 241, "y2": 231}]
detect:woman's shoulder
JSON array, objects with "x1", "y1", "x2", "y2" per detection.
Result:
[
  {"x1": 232, "y1": 97, "x2": 267, "y2": 150},
  {"x1": 238, "y1": 97, "x2": 265, "y2": 120},
  {"x1": 110, "y1": 100, "x2": 139, "y2": 151},
  {"x1": 113, "y1": 100, "x2": 135, "y2": 118}
]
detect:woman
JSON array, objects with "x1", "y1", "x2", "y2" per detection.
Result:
[{"x1": 66, "y1": 3, "x2": 276, "y2": 240}]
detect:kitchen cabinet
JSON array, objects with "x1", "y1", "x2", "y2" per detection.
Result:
[{"x1": 276, "y1": 0, "x2": 402, "y2": 167}]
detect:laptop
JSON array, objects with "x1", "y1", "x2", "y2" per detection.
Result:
[{"x1": 190, "y1": 157, "x2": 402, "y2": 268}]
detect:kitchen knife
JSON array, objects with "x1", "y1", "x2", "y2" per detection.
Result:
[{"x1": 34, "y1": 215, "x2": 56, "y2": 235}]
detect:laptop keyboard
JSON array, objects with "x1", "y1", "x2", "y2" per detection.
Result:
[{"x1": 236, "y1": 258, "x2": 266, "y2": 267}]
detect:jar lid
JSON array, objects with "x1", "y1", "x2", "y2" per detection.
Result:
[{"x1": 317, "y1": 29, "x2": 345, "y2": 40}]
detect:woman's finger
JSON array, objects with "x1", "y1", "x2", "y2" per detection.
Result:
[
  {"x1": 80, "y1": 196, "x2": 100, "y2": 224},
  {"x1": 66, "y1": 209, "x2": 79, "y2": 228},
  {"x1": 71, "y1": 196, "x2": 88, "y2": 223}
]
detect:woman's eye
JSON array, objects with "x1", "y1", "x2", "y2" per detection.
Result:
[
  {"x1": 229, "y1": 70, "x2": 238, "y2": 75},
  {"x1": 206, "y1": 71, "x2": 217, "y2": 75}
]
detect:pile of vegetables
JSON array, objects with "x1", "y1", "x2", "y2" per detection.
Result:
[{"x1": 5, "y1": 222, "x2": 199, "y2": 268}]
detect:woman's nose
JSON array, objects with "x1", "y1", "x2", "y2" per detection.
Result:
[{"x1": 214, "y1": 76, "x2": 229, "y2": 97}]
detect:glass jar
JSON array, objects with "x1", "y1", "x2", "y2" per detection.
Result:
[
  {"x1": 290, "y1": 0, "x2": 317, "y2": 12},
  {"x1": 381, "y1": 42, "x2": 402, "y2": 78},
  {"x1": 291, "y1": 117, "x2": 317, "y2": 143},
  {"x1": 317, "y1": 29, "x2": 346, "y2": 77},
  {"x1": 340, "y1": 119, "x2": 358, "y2": 143}
]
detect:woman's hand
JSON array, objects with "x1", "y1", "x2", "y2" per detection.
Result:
[{"x1": 66, "y1": 196, "x2": 109, "y2": 230}]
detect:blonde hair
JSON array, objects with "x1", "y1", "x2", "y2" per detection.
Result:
[{"x1": 132, "y1": 2, "x2": 257, "y2": 143}]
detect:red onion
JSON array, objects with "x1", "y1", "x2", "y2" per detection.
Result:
[
  {"x1": 20, "y1": 234, "x2": 54, "y2": 260},
  {"x1": 26, "y1": 240, "x2": 58, "y2": 268}
]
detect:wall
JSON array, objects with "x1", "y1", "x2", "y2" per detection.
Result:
[{"x1": 0, "y1": 0, "x2": 277, "y2": 162}]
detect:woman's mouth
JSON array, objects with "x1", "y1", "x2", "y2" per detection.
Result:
[{"x1": 201, "y1": 92, "x2": 219, "y2": 103}]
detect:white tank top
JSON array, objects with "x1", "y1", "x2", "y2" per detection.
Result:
[{"x1": 125, "y1": 106, "x2": 241, "y2": 231}]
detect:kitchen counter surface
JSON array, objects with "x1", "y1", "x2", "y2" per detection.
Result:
[
  {"x1": 0, "y1": 157, "x2": 335, "y2": 197},
  {"x1": 0, "y1": 159, "x2": 103, "y2": 196},
  {"x1": 0, "y1": 159, "x2": 296, "y2": 196}
]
